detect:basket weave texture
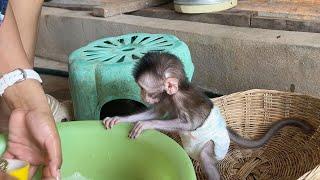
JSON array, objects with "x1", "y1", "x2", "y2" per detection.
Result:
[{"x1": 166, "y1": 89, "x2": 320, "y2": 180}]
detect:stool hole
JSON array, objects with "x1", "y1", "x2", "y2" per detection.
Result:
[
  {"x1": 140, "y1": 37, "x2": 150, "y2": 43},
  {"x1": 117, "y1": 56, "x2": 126, "y2": 63},
  {"x1": 149, "y1": 49, "x2": 165, "y2": 52},
  {"x1": 132, "y1": 54, "x2": 140, "y2": 60},
  {"x1": 131, "y1": 36, "x2": 138, "y2": 43},
  {"x1": 162, "y1": 43, "x2": 174, "y2": 47},
  {"x1": 118, "y1": 39, "x2": 125, "y2": 44},
  {"x1": 122, "y1": 47, "x2": 135, "y2": 52},
  {"x1": 104, "y1": 41, "x2": 116, "y2": 46},
  {"x1": 103, "y1": 56, "x2": 115, "y2": 62},
  {"x1": 100, "y1": 99, "x2": 147, "y2": 119},
  {"x1": 151, "y1": 37, "x2": 163, "y2": 42}
]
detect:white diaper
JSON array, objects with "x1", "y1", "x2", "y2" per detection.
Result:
[{"x1": 179, "y1": 106, "x2": 230, "y2": 161}]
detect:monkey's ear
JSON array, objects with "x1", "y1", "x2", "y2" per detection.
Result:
[{"x1": 164, "y1": 78, "x2": 179, "y2": 95}]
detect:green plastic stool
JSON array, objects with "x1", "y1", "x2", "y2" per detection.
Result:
[{"x1": 69, "y1": 33, "x2": 194, "y2": 120}]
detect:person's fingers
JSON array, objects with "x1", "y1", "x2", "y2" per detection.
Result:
[
  {"x1": 42, "y1": 164, "x2": 60, "y2": 180},
  {"x1": 42, "y1": 177, "x2": 56, "y2": 180},
  {"x1": 26, "y1": 111, "x2": 62, "y2": 177},
  {"x1": 44, "y1": 133, "x2": 61, "y2": 179},
  {"x1": 3, "y1": 151, "x2": 15, "y2": 159},
  {"x1": 5, "y1": 142, "x2": 44, "y2": 164},
  {"x1": 28, "y1": 165, "x2": 38, "y2": 179},
  {"x1": 0, "y1": 171, "x2": 17, "y2": 180},
  {"x1": 25, "y1": 111, "x2": 62, "y2": 179},
  {"x1": 8, "y1": 109, "x2": 27, "y2": 129},
  {"x1": 42, "y1": 165, "x2": 52, "y2": 179},
  {"x1": 2, "y1": 150, "x2": 38, "y2": 179}
]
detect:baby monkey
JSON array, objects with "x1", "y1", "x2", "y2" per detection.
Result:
[{"x1": 103, "y1": 52, "x2": 313, "y2": 180}]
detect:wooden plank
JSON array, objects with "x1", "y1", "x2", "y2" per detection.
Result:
[
  {"x1": 43, "y1": 3, "x2": 95, "y2": 10},
  {"x1": 129, "y1": 1, "x2": 320, "y2": 33},
  {"x1": 43, "y1": 0, "x2": 106, "y2": 10},
  {"x1": 44, "y1": 0, "x2": 170, "y2": 14},
  {"x1": 45, "y1": 0, "x2": 320, "y2": 33},
  {"x1": 251, "y1": 16, "x2": 320, "y2": 33},
  {"x1": 236, "y1": 0, "x2": 320, "y2": 32},
  {"x1": 91, "y1": 0, "x2": 171, "y2": 17},
  {"x1": 236, "y1": 0, "x2": 320, "y2": 21},
  {"x1": 270, "y1": 0, "x2": 320, "y2": 4},
  {"x1": 129, "y1": 4, "x2": 254, "y2": 27}
]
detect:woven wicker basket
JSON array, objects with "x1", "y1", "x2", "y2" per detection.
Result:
[{"x1": 166, "y1": 89, "x2": 320, "y2": 180}]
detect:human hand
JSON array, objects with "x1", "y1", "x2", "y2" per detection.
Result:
[
  {"x1": 0, "y1": 170, "x2": 16, "y2": 180},
  {"x1": 2, "y1": 80, "x2": 61, "y2": 179}
]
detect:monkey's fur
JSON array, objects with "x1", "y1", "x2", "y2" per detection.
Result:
[{"x1": 103, "y1": 52, "x2": 313, "y2": 180}]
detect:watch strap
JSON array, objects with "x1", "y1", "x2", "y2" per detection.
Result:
[{"x1": 0, "y1": 69, "x2": 42, "y2": 96}]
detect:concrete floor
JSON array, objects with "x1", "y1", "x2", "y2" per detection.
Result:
[
  {"x1": 35, "y1": 57, "x2": 70, "y2": 101},
  {"x1": 42, "y1": 75, "x2": 70, "y2": 100},
  {"x1": 36, "y1": 7, "x2": 320, "y2": 98}
]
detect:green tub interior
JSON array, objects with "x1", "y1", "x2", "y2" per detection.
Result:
[{"x1": 1, "y1": 121, "x2": 196, "y2": 180}]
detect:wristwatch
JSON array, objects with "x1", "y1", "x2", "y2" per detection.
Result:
[{"x1": 0, "y1": 69, "x2": 43, "y2": 96}]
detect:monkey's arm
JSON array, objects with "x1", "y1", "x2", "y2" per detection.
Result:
[
  {"x1": 103, "y1": 108, "x2": 163, "y2": 129},
  {"x1": 120, "y1": 108, "x2": 161, "y2": 122},
  {"x1": 129, "y1": 119, "x2": 192, "y2": 138}
]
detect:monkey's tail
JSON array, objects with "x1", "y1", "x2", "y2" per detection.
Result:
[{"x1": 227, "y1": 119, "x2": 313, "y2": 148}]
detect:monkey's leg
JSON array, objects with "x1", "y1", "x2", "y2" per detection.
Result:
[{"x1": 199, "y1": 141, "x2": 221, "y2": 180}]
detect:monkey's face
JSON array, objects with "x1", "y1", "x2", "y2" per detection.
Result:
[
  {"x1": 137, "y1": 76, "x2": 164, "y2": 105},
  {"x1": 140, "y1": 88, "x2": 162, "y2": 104}
]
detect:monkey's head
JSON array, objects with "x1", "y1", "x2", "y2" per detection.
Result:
[{"x1": 133, "y1": 52, "x2": 188, "y2": 104}]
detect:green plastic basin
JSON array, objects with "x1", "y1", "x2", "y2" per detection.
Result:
[{"x1": 35, "y1": 121, "x2": 196, "y2": 180}]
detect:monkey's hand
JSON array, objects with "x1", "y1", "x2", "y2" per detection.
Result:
[
  {"x1": 129, "y1": 121, "x2": 154, "y2": 139},
  {"x1": 103, "y1": 116, "x2": 121, "y2": 129}
]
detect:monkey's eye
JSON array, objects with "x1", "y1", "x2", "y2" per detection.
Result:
[{"x1": 149, "y1": 93, "x2": 159, "y2": 98}]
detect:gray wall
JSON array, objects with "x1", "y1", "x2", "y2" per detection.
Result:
[{"x1": 36, "y1": 7, "x2": 320, "y2": 97}]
